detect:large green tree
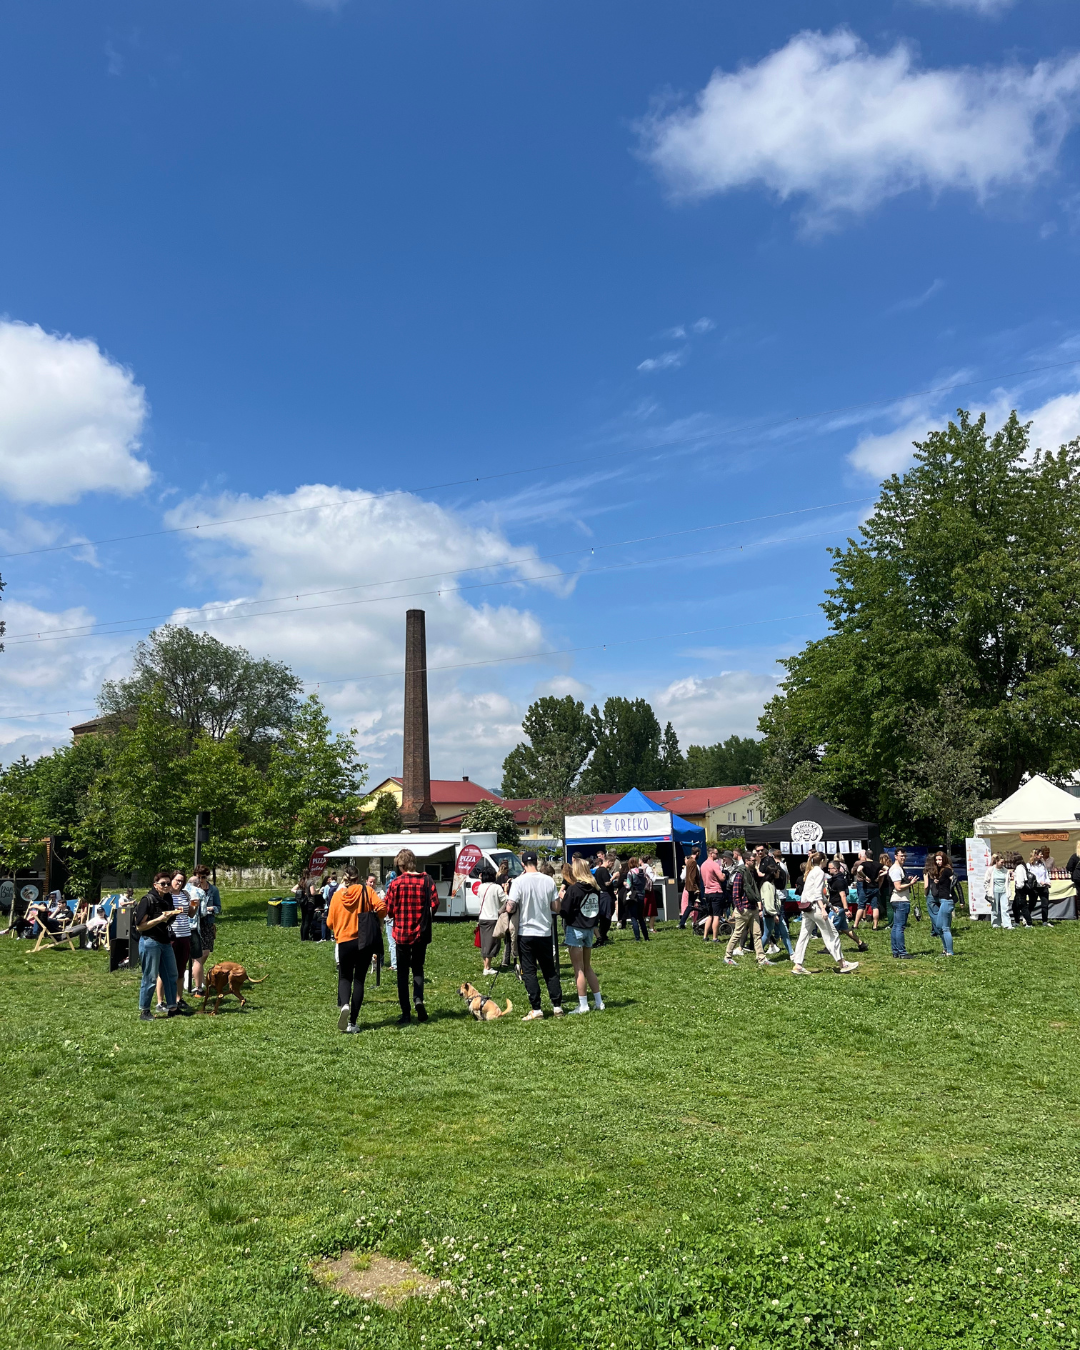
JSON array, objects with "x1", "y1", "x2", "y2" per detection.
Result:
[
  {"x1": 99, "y1": 624, "x2": 302, "y2": 763},
  {"x1": 500, "y1": 696, "x2": 597, "y2": 799},
  {"x1": 758, "y1": 409, "x2": 1080, "y2": 837},
  {"x1": 254, "y1": 695, "x2": 368, "y2": 875},
  {"x1": 460, "y1": 799, "x2": 521, "y2": 850},
  {"x1": 684, "y1": 735, "x2": 763, "y2": 789},
  {"x1": 582, "y1": 697, "x2": 668, "y2": 794}
]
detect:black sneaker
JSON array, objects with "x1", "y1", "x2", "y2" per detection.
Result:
[
  {"x1": 139, "y1": 1010, "x2": 154, "y2": 1022},
  {"x1": 396, "y1": 1013, "x2": 412, "y2": 1025},
  {"x1": 415, "y1": 1005, "x2": 429, "y2": 1023}
]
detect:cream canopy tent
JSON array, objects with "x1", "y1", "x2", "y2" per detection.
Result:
[{"x1": 974, "y1": 775, "x2": 1080, "y2": 861}]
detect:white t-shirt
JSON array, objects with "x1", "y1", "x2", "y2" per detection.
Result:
[
  {"x1": 888, "y1": 863, "x2": 906, "y2": 894},
  {"x1": 508, "y1": 871, "x2": 558, "y2": 937},
  {"x1": 476, "y1": 881, "x2": 503, "y2": 922},
  {"x1": 1032, "y1": 861, "x2": 1049, "y2": 885}
]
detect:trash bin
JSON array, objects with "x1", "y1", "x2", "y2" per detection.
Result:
[
  {"x1": 280, "y1": 899, "x2": 298, "y2": 929},
  {"x1": 266, "y1": 900, "x2": 282, "y2": 927}
]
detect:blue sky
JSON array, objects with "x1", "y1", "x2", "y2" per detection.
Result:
[{"x1": 1, "y1": 0, "x2": 1078, "y2": 788}]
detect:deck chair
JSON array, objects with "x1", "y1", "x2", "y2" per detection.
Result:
[{"x1": 31, "y1": 909, "x2": 87, "y2": 953}]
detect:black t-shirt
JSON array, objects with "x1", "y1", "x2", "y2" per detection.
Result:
[
  {"x1": 861, "y1": 860, "x2": 881, "y2": 886},
  {"x1": 561, "y1": 881, "x2": 600, "y2": 929},
  {"x1": 827, "y1": 872, "x2": 848, "y2": 902},
  {"x1": 593, "y1": 866, "x2": 612, "y2": 895},
  {"x1": 135, "y1": 891, "x2": 176, "y2": 943}
]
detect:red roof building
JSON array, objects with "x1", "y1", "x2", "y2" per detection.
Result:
[{"x1": 362, "y1": 775, "x2": 502, "y2": 826}]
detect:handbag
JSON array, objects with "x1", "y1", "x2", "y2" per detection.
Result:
[
  {"x1": 473, "y1": 924, "x2": 481, "y2": 948},
  {"x1": 492, "y1": 910, "x2": 510, "y2": 941}
]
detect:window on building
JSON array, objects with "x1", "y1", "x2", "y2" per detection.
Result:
[{"x1": 747, "y1": 810, "x2": 754, "y2": 823}]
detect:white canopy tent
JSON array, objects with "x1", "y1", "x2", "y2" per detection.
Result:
[{"x1": 974, "y1": 775, "x2": 1080, "y2": 920}]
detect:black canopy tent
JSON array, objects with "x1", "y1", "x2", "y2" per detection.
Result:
[{"x1": 743, "y1": 794, "x2": 881, "y2": 862}]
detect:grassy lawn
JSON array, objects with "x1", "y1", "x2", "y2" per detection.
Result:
[{"x1": 2, "y1": 894, "x2": 1079, "y2": 1350}]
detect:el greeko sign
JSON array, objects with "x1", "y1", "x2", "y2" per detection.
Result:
[{"x1": 563, "y1": 811, "x2": 673, "y2": 844}]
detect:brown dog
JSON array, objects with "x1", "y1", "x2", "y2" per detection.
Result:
[
  {"x1": 459, "y1": 981, "x2": 513, "y2": 1021},
  {"x1": 200, "y1": 961, "x2": 268, "y2": 1015}
]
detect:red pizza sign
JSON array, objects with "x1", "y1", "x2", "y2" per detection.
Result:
[
  {"x1": 455, "y1": 844, "x2": 484, "y2": 876},
  {"x1": 308, "y1": 846, "x2": 330, "y2": 876}
]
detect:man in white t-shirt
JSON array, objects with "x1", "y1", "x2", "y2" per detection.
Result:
[
  {"x1": 507, "y1": 852, "x2": 564, "y2": 1021},
  {"x1": 888, "y1": 850, "x2": 914, "y2": 959}
]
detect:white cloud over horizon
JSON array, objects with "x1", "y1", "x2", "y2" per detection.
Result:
[
  {"x1": 848, "y1": 383, "x2": 1080, "y2": 477},
  {"x1": 652, "y1": 670, "x2": 781, "y2": 746},
  {"x1": 0, "y1": 321, "x2": 151, "y2": 504},
  {"x1": 639, "y1": 30, "x2": 1080, "y2": 227}
]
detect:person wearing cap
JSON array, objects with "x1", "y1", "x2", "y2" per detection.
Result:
[{"x1": 506, "y1": 851, "x2": 564, "y2": 1020}]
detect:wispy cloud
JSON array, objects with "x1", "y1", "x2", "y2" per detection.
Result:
[
  {"x1": 885, "y1": 278, "x2": 945, "y2": 315},
  {"x1": 638, "y1": 349, "x2": 686, "y2": 373}
]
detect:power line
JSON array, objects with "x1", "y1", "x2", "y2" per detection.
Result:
[
  {"x1": 2, "y1": 496, "x2": 869, "y2": 644},
  {"x1": 0, "y1": 611, "x2": 818, "y2": 721},
  {"x1": 1, "y1": 525, "x2": 845, "y2": 649},
  {"x1": 3, "y1": 355, "x2": 1077, "y2": 563}
]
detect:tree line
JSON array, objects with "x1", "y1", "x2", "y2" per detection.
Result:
[{"x1": 0, "y1": 626, "x2": 369, "y2": 895}]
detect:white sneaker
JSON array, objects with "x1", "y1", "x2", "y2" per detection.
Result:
[
  {"x1": 567, "y1": 1005, "x2": 590, "y2": 1015},
  {"x1": 345, "y1": 1023, "x2": 360, "y2": 1033},
  {"x1": 732, "y1": 947, "x2": 745, "y2": 956},
  {"x1": 552, "y1": 1006, "x2": 565, "y2": 1017},
  {"x1": 521, "y1": 1009, "x2": 544, "y2": 1021},
  {"x1": 791, "y1": 965, "x2": 814, "y2": 976},
  {"x1": 765, "y1": 944, "x2": 779, "y2": 955},
  {"x1": 337, "y1": 1004, "x2": 351, "y2": 1032},
  {"x1": 757, "y1": 957, "x2": 776, "y2": 966},
  {"x1": 838, "y1": 960, "x2": 859, "y2": 974},
  {"x1": 593, "y1": 1000, "x2": 605, "y2": 1011}
]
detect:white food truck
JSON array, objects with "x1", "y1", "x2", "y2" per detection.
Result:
[{"x1": 325, "y1": 831, "x2": 523, "y2": 918}]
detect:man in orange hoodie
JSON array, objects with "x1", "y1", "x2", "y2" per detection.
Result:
[{"x1": 327, "y1": 865, "x2": 388, "y2": 1032}]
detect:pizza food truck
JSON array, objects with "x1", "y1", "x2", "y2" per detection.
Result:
[{"x1": 325, "y1": 831, "x2": 523, "y2": 918}]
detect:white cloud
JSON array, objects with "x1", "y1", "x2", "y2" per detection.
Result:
[
  {"x1": 0, "y1": 599, "x2": 132, "y2": 764},
  {"x1": 848, "y1": 384, "x2": 1080, "y2": 478},
  {"x1": 912, "y1": 0, "x2": 1013, "y2": 13},
  {"x1": 158, "y1": 484, "x2": 563, "y2": 785},
  {"x1": 640, "y1": 30, "x2": 1080, "y2": 226},
  {"x1": 0, "y1": 321, "x2": 150, "y2": 504},
  {"x1": 691, "y1": 317, "x2": 715, "y2": 334},
  {"x1": 638, "y1": 349, "x2": 685, "y2": 373},
  {"x1": 652, "y1": 671, "x2": 780, "y2": 745},
  {"x1": 885, "y1": 278, "x2": 945, "y2": 314}
]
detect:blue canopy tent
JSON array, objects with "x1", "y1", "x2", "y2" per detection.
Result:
[{"x1": 564, "y1": 789, "x2": 706, "y2": 920}]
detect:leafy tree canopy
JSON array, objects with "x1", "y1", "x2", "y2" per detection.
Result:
[
  {"x1": 99, "y1": 624, "x2": 302, "y2": 761},
  {"x1": 500, "y1": 696, "x2": 597, "y2": 799},
  {"x1": 460, "y1": 798, "x2": 521, "y2": 850},
  {"x1": 582, "y1": 697, "x2": 668, "y2": 794},
  {"x1": 362, "y1": 790, "x2": 402, "y2": 835},
  {"x1": 684, "y1": 735, "x2": 763, "y2": 789},
  {"x1": 758, "y1": 409, "x2": 1080, "y2": 839}
]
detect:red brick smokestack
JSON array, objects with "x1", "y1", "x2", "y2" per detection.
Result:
[{"x1": 400, "y1": 608, "x2": 437, "y2": 832}]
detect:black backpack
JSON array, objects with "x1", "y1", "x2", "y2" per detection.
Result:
[{"x1": 629, "y1": 868, "x2": 648, "y2": 899}]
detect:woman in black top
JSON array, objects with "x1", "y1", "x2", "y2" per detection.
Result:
[
  {"x1": 561, "y1": 859, "x2": 604, "y2": 1014},
  {"x1": 924, "y1": 850, "x2": 956, "y2": 956}
]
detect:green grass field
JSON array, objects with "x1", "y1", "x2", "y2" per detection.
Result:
[{"x1": 2, "y1": 895, "x2": 1078, "y2": 1350}]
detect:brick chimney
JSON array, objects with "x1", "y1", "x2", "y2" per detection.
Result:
[{"x1": 400, "y1": 609, "x2": 437, "y2": 833}]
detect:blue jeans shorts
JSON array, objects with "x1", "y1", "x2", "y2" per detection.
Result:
[{"x1": 564, "y1": 925, "x2": 595, "y2": 948}]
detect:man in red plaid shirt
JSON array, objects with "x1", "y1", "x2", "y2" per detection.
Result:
[{"x1": 385, "y1": 848, "x2": 441, "y2": 1024}]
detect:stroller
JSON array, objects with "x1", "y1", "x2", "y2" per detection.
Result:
[{"x1": 684, "y1": 893, "x2": 733, "y2": 939}]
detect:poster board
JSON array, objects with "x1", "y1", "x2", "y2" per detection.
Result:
[{"x1": 965, "y1": 838, "x2": 992, "y2": 916}]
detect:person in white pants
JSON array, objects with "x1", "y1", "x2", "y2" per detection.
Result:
[{"x1": 792, "y1": 851, "x2": 858, "y2": 976}]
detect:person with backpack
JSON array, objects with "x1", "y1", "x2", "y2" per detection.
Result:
[
  {"x1": 560, "y1": 859, "x2": 605, "y2": 1014},
  {"x1": 723, "y1": 847, "x2": 771, "y2": 966},
  {"x1": 384, "y1": 848, "x2": 441, "y2": 1024},
  {"x1": 624, "y1": 858, "x2": 651, "y2": 942},
  {"x1": 923, "y1": 850, "x2": 956, "y2": 956},
  {"x1": 328, "y1": 865, "x2": 388, "y2": 1032}
]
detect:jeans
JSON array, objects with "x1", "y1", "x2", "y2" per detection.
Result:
[
  {"x1": 518, "y1": 933, "x2": 563, "y2": 1011},
  {"x1": 762, "y1": 910, "x2": 794, "y2": 956},
  {"x1": 625, "y1": 899, "x2": 649, "y2": 941},
  {"x1": 139, "y1": 937, "x2": 177, "y2": 1012},
  {"x1": 384, "y1": 917, "x2": 397, "y2": 968},
  {"x1": 890, "y1": 900, "x2": 910, "y2": 956},
  {"x1": 394, "y1": 940, "x2": 428, "y2": 1015},
  {"x1": 990, "y1": 887, "x2": 1012, "y2": 929},
  {"x1": 935, "y1": 897, "x2": 954, "y2": 955},
  {"x1": 1036, "y1": 885, "x2": 1051, "y2": 924},
  {"x1": 793, "y1": 906, "x2": 843, "y2": 964},
  {"x1": 337, "y1": 938, "x2": 379, "y2": 1021},
  {"x1": 1012, "y1": 888, "x2": 1033, "y2": 926},
  {"x1": 725, "y1": 908, "x2": 764, "y2": 959},
  {"x1": 927, "y1": 894, "x2": 941, "y2": 937}
]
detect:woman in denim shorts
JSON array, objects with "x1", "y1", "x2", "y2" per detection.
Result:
[{"x1": 559, "y1": 859, "x2": 605, "y2": 1015}]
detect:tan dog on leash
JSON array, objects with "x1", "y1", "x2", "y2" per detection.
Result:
[
  {"x1": 458, "y1": 981, "x2": 513, "y2": 1021},
  {"x1": 200, "y1": 961, "x2": 268, "y2": 1015}
]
